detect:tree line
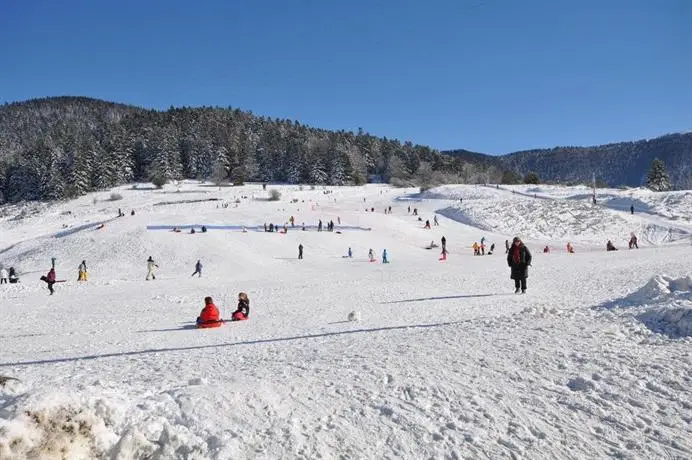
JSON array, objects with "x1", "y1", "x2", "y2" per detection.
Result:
[{"x1": 0, "y1": 97, "x2": 505, "y2": 203}]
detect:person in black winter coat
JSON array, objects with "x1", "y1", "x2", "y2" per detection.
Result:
[{"x1": 507, "y1": 237, "x2": 532, "y2": 294}]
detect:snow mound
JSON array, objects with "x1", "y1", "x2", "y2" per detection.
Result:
[
  {"x1": 612, "y1": 274, "x2": 692, "y2": 307},
  {"x1": 0, "y1": 393, "x2": 119, "y2": 460},
  {"x1": 637, "y1": 306, "x2": 692, "y2": 339},
  {"x1": 599, "y1": 274, "x2": 692, "y2": 338}
]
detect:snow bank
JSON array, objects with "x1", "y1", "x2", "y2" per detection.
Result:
[
  {"x1": 609, "y1": 274, "x2": 692, "y2": 307},
  {"x1": 599, "y1": 274, "x2": 692, "y2": 338}
]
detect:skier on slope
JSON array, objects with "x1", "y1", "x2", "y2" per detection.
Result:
[
  {"x1": 43, "y1": 267, "x2": 57, "y2": 295},
  {"x1": 629, "y1": 233, "x2": 639, "y2": 249},
  {"x1": 78, "y1": 260, "x2": 88, "y2": 281},
  {"x1": 191, "y1": 260, "x2": 203, "y2": 277},
  {"x1": 146, "y1": 256, "x2": 159, "y2": 280},
  {"x1": 507, "y1": 237, "x2": 532, "y2": 294}
]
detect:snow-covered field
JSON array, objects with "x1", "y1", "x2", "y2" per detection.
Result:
[{"x1": 1, "y1": 182, "x2": 691, "y2": 459}]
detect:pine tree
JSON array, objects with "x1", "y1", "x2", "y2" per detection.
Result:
[
  {"x1": 524, "y1": 171, "x2": 540, "y2": 185},
  {"x1": 646, "y1": 158, "x2": 671, "y2": 191}
]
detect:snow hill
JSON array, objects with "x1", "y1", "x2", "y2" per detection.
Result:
[{"x1": 1, "y1": 183, "x2": 691, "y2": 459}]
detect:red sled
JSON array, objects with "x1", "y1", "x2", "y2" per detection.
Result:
[{"x1": 196, "y1": 320, "x2": 223, "y2": 329}]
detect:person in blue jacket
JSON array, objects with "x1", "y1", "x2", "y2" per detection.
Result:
[{"x1": 382, "y1": 249, "x2": 389, "y2": 264}]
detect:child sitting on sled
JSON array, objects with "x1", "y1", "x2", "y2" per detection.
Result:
[
  {"x1": 197, "y1": 296, "x2": 222, "y2": 328},
  {"x1": 232, "y1": 292, "x2": 250, "y2": 321}
]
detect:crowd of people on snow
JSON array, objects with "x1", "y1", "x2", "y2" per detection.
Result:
[{"x1": 1, "y1": 193, "x2": 650, "y2": 330}]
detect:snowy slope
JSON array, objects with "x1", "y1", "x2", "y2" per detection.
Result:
[
  {"x1": 1, "y1": 182, "x2": 691, "y2": 459},
  {"x1": 426, "y1": 184, "x2": 692, "y2": 249}
]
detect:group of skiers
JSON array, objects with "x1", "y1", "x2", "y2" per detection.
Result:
[
  {"x1": 0, "y1": 267, "x2": 19, "y2": 284},
  {"x1": 117, "y1": 208, "x2": 136, "y2": 217}
]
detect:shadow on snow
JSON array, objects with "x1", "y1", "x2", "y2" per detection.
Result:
[{"x1": 0, "y1": 319, "x2": 475, "y2": 368}]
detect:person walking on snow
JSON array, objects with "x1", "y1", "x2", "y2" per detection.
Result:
[
  {"x1": 78, "y1": 260, "x2": 88, "y2": 281},
  {"x1": 347, "y1": 247, "x2": 353, "y2": 258},
  {"x1": 424, "y1": 220, "x2": 431, "y2": 229},
  {"x1": 566, "y1": 242, "x2": 574, "y2": 253},
  {"x1": 44, "y1": 268, "x2": 57, "y2": 295},
  {"x1": 382, "y1": 249, "x2": 389, "y2": 264},
  {"x1": 441, "y1": 236, "x2": 446, "y2": 252},
  {"x1": 191, "y1": 260, "x2": 203, "y2": 277},
  {"x1": 433, "y1": 215, "x2": 439, "y2": 226},
  {"x1": 507, "y1": 237, "x2": 532, "y2": 294},
  {"x1": 630, "y1": 205, "x2": 634, "y2": 215},
  {"x1": 628, "y1": 233, "x2": 638, "y2": 249},
  {"x1": 146, "y1": 256, "x2": 158, "y2": 280},
  {"x1": 0, "y1": 267, "x2": 8, "y2": 284},
  {"x1": 298, "y1": 244, "x2": 304, "y2": 260},
  {"x1": 368, "y1": 249, "x2": 376, "y2": 262}
]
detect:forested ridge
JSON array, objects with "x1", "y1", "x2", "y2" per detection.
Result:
[{"x1": 0, "y1": 97, "x2": 499, "y2": 203}]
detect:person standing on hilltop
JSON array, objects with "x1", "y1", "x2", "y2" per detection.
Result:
[{"x1": 507, "y1": 237, "x2": 532, "y2": 294}]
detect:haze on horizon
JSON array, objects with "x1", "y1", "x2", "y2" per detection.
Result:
[{"x1": 1, "y1": 0, "x2": 690, "y2": 154}]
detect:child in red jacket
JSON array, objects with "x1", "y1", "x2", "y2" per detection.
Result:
[{"x1": 197, "y1": 296, "x2": 222, "y2": 328}]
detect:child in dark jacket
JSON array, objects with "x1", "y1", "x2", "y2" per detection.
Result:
[{"x1": 232, "y1": 292, "x2": 250, "y2": 321}]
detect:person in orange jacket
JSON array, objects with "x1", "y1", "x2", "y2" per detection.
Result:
[{"x1": 196, "y1": 296, "x2": 221, "y2": 328}]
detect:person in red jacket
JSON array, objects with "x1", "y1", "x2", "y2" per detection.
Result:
[
  {"x1": 196, "y1": 296, "x2": 222, "y2": 328},
  {"x1": 41, "y1": 268, "x2": 57, "y2": 295}
]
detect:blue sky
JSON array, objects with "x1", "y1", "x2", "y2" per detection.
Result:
[{"x1": 1, "y1": 0, "x2": 690, "y2": 153}]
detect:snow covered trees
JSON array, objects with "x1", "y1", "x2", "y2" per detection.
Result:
[
  {"x1": 0, "y1": 97, "x2": 475, "y2": 203},
  {"x1": 646, "y1": 158, "x2": 671, "y2": 191}
]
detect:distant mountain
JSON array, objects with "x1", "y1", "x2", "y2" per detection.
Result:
[
  {"x1": 445, "y1": 133, "x2": 692, "y2": 189},
  {"x1": 0, "y1": 97, "x2": 495, "y2": 203}
]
